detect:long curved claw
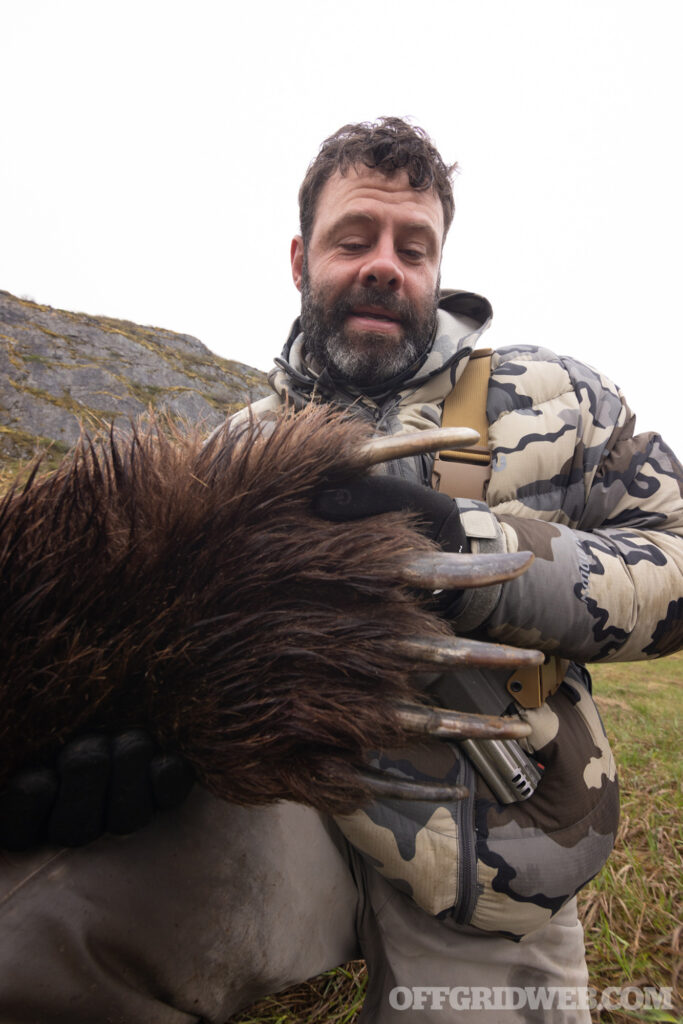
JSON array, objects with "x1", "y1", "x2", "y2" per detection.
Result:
[
  {"x1": 395, "y1": 702, "x2": 532, "y2": 741},
  {"x1": 395, "y1": 550, "x2": 534, "y2": 589},
  {"x1": 398, "y1": 636, "x2": 544, "y2": 669},
  {"x1": 358, "y1": 768, "x2": 469, "y2": 802},
  {"x1": 361, "y1": 427, "x2": 480, "y2": 465}
]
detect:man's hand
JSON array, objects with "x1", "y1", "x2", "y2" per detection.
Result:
[
  {"x1": 313, "y1": 476, "x2": 470, "y2": 611},
  {"x1": 0, "y1": 730, "x2": 194, "y2": 851},
  {"x1": 314, "y1": 475, "x2": 469, "y2": 552}
]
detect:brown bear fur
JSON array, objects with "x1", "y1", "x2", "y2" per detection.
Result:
[{"x1": 0, "y1": 408, "x2": 452, "y2": 813}]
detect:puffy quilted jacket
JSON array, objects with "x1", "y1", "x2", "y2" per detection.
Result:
[{"x1": 233, "y1": 290, "x2": 683, "y2": 937}]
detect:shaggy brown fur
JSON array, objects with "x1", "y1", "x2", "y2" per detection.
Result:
[{"x1": 0, "y1": 408, "x2": 453, "y2": 814}]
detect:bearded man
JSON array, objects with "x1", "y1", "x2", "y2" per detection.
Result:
[{"x1": 0, "y1": 118, "x2": 681, "y2": 1024}]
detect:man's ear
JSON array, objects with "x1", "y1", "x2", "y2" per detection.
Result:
[{"x1": 290, "y1": 236, "x2": 304, "y2": 292}]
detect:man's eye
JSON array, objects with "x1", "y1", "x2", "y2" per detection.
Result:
[
  {"x1": 401, "y1": 249, "x2": 425, "y2": 261},
  {"x1": 340, "y1": 242, "x2": 367, "y2": 252}
]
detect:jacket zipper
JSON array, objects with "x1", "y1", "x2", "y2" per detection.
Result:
[{"x1": 453, "y1": 751, "x2": 478, "y2": 925}]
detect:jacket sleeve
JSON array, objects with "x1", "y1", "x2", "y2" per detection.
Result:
[{"x1": 451, "y1": 349, "x2": 683, "y2": 663}]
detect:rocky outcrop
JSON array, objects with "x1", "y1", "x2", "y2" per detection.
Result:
[{"x1": 0, "y1": 290, "x2": 269, "y2": 470}]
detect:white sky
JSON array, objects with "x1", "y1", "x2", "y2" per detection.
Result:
[{"x1": 2, "y1": 0, "x2": 682, "y2": 451}]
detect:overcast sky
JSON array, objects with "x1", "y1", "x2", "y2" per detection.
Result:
[{"x1": 2, "y1": 0, "x2": 682, "y2": 451}]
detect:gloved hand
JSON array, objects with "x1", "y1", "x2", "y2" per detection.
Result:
[
  {"x1": 0, "y1": 730, "x2": 194, "y2": 851},
  {"x1": 313, "y1": 475, "x2": 470, "y2": 610},
  {"x1": 314, "y1": 475, "x2": 469, "y2": 551}
]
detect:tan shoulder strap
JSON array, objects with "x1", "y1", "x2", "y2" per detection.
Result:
[
  {"x1": 432, "y1": 350, "x2": 566, "y2": 707},
  {"x1": 432, "y1": 349, "x2": 493, "y2": 501}
]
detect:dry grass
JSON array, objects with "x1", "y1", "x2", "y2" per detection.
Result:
[
  {"x1": 229, "y1": 653, "x2": 682, "y2": 1024},
  {"x1": 229, "y1": 962, "x2": 368, "y2": 1024}
]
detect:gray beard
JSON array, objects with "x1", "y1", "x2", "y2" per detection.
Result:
[{"x1": 300, "y1": 265, "x2": 439, "y2": 388}]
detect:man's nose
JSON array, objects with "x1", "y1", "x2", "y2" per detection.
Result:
[{"x1": 359, "y1": 243, "x2": 404, "y2": 291}]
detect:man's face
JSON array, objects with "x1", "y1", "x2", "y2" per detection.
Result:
[{"x1": 291, "y1": 168, "x2": 444, "y2": 387}]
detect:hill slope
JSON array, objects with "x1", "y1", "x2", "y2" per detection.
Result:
[{"x1": 0, "y1": 290, "x2": 269, "y2": 468}]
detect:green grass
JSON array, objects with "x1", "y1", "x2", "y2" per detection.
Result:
[
  {"x1": 578, "y1": 653, "x2": 682, "y2": 1022},
  {"x1": 229, "y1": 653, "x2": 683, "y2": 1024}
]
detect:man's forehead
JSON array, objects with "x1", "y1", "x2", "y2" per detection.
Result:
[{"x1": 311, "y1": 166, "x2": 445, "y2": 241}]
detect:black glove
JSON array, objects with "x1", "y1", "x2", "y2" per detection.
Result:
[
  {"x1": 314, "y1": 475, "x2": 469, "y2": 551},
  {"x1": 0, "y1": 730, "x2": 194, "y2": 851},
  {"x1": 313, "y1": 476, "x2": 470, "y2": 610}
]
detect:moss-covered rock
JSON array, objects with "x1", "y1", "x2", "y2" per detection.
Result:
[{"x1": 0, "y1": 290, "x2": 270, "y2": 465}]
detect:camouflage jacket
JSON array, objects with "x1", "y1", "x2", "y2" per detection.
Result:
[{"x1": 235, "y1": 291, "x2": 683, "y2": 938}]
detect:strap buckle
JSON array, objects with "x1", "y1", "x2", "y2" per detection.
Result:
[
  {"x1": 506, "y1": 655, "x2": 568, "y2": 709},
  {"x1": 432, "y1": 449, "x2": 492, "y2": 502}
]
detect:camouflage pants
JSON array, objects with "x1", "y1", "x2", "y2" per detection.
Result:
[{"x1": 0, "y1": 789, "x2": 589, "y2": 1023}]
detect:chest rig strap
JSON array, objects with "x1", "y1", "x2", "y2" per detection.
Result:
[
  {"x1": 432, "y1": 349, "x2": 494, "y2": 501},
  {"x1": 433, "y1": 347, "x2": 564, "y2": 709}
]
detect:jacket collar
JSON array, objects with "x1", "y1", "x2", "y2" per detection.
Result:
[{"x1": 268, "y1": 290, "x2": 493, "y2": 408}]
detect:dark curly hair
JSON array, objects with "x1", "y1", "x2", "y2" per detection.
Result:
[{"x1": 298, "y1": 117, "x2": 457, "y2": 246}]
